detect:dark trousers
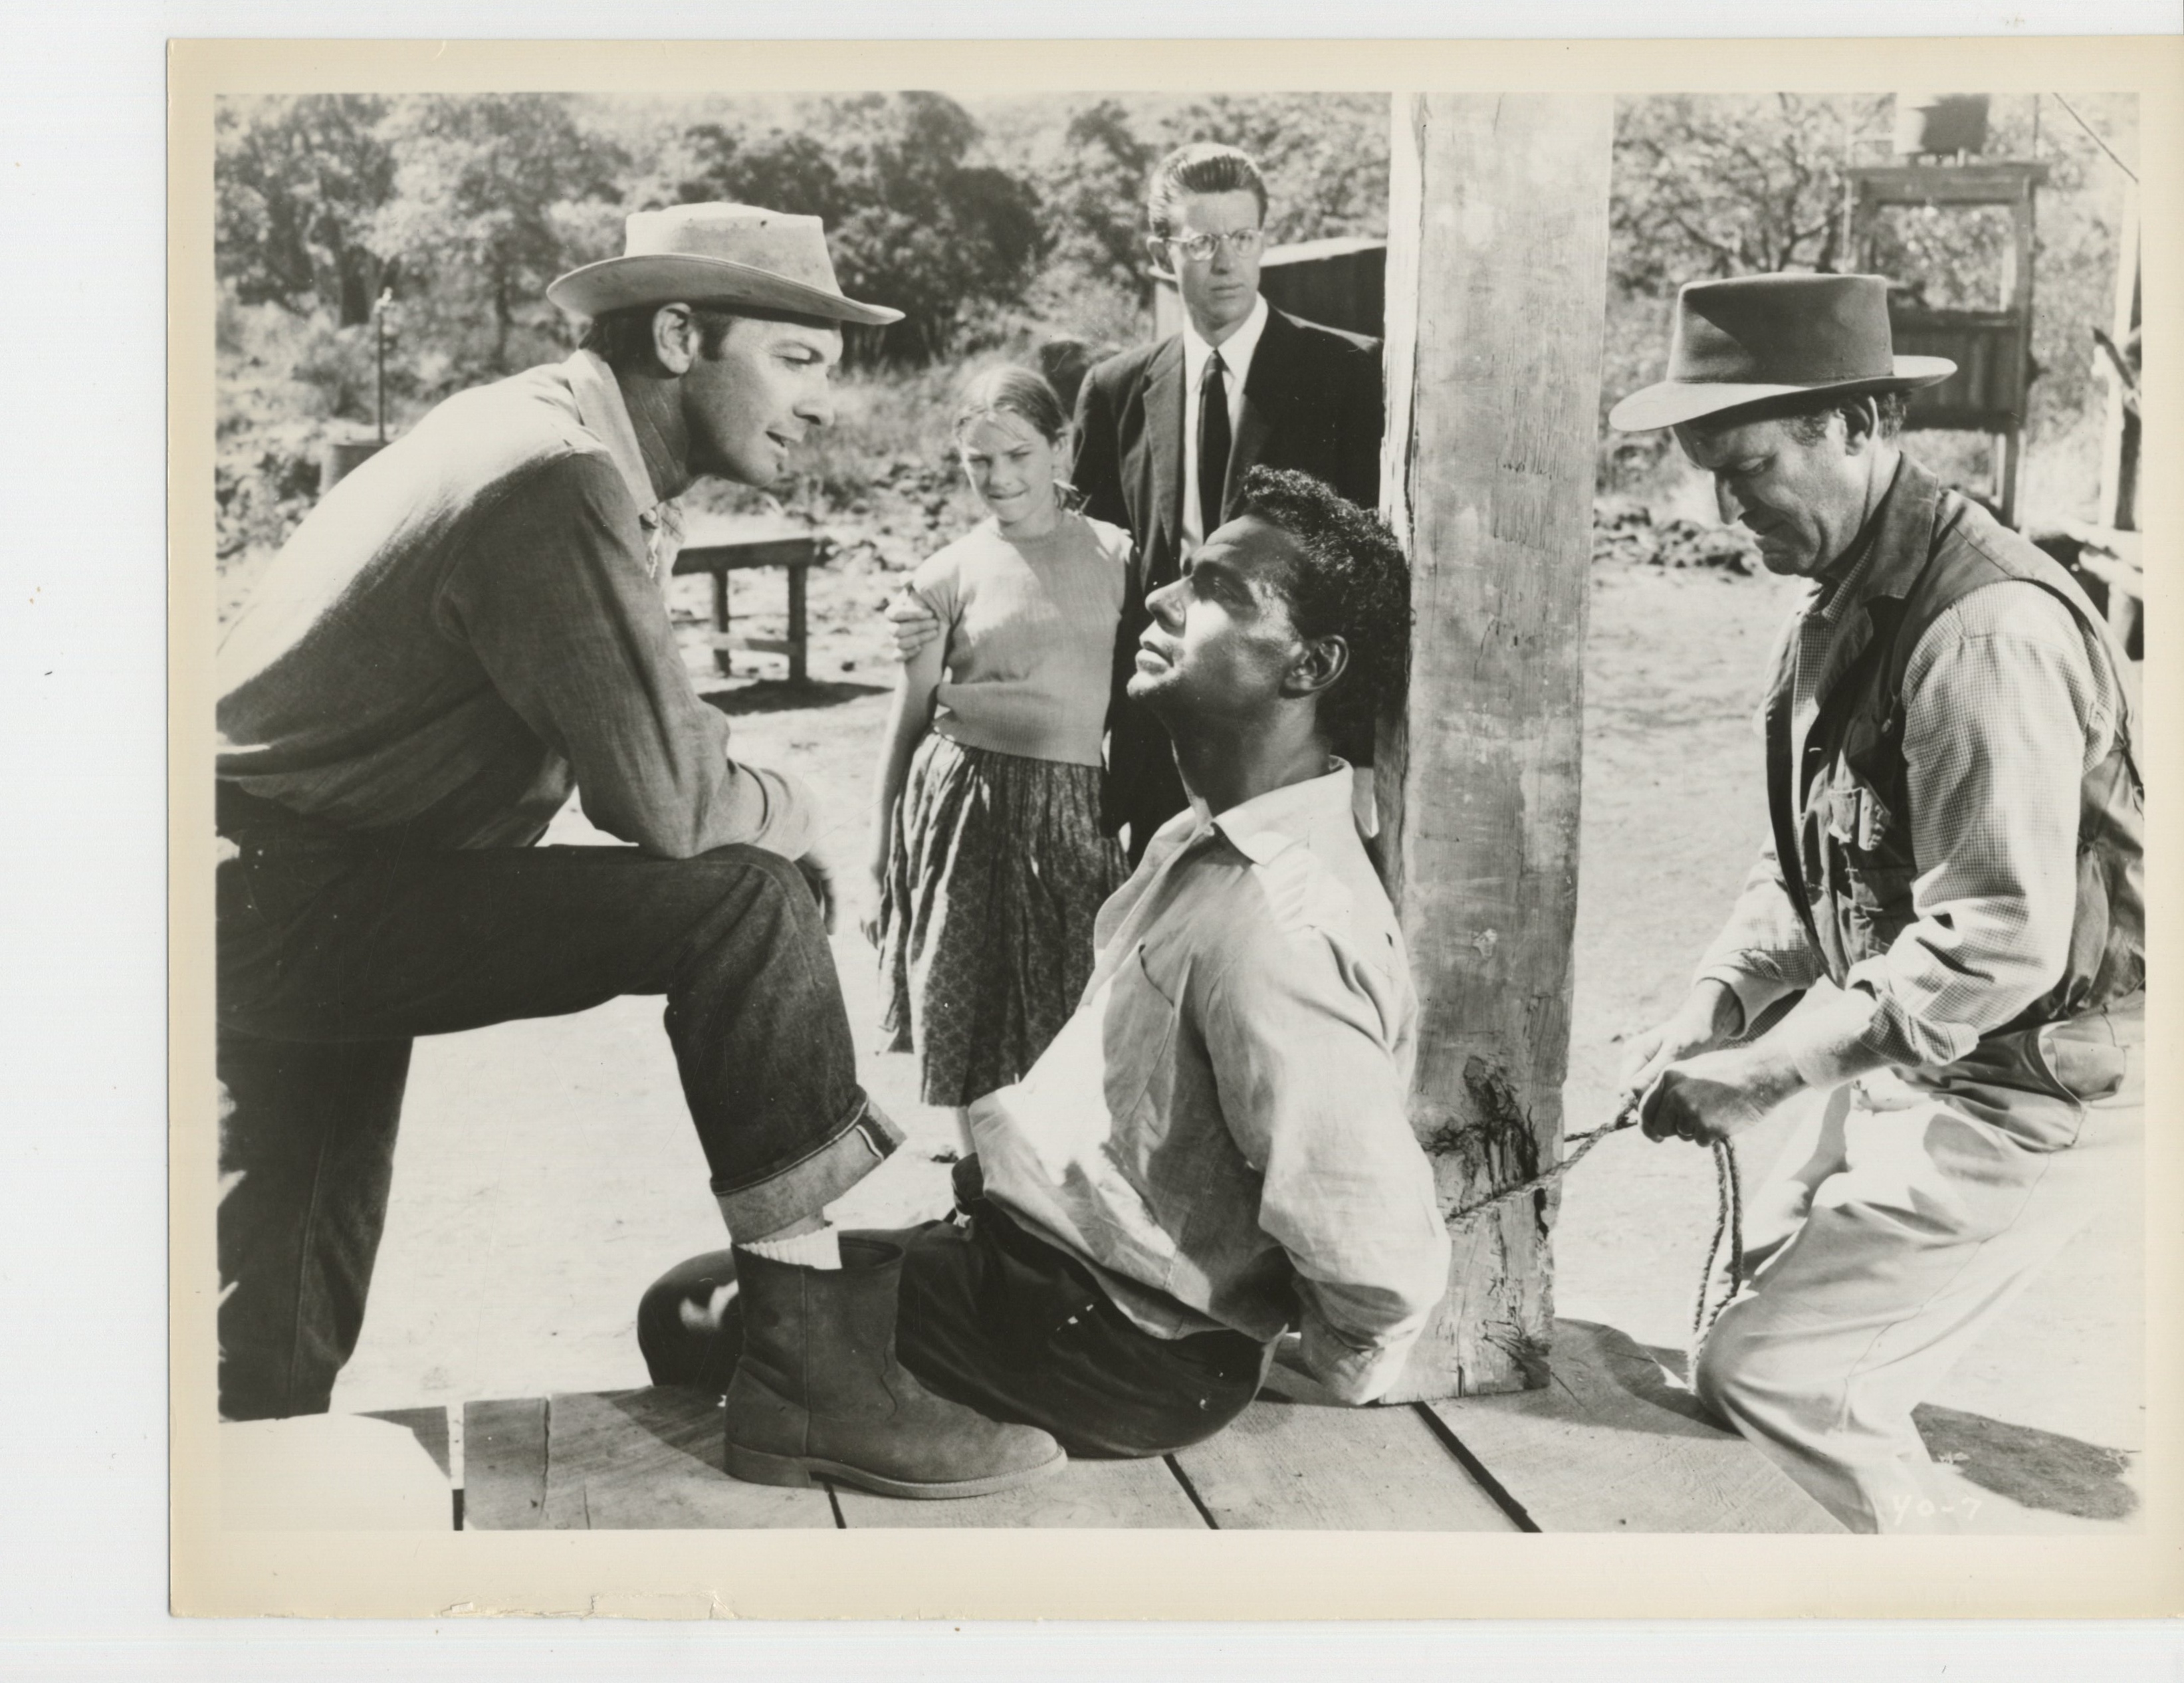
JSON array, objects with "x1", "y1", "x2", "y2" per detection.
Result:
[
  {"x1": 639, "y1": 1161, "x2": 1269, "y2": 1458},
  {"x1": 215, "y1": 787, "x2": 895, "y2": 1420}
]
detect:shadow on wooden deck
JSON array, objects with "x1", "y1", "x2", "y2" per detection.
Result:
[
  {"x1": 1913, "y1": 1404, "x2": 2138, "y2": 1522},
  {"x1": 337, "y1": 1319, "x2": 2133, "y2": 1533},
  {"x1": 429, "y1": 1319, "x2": 1842, "y2": 1533}
]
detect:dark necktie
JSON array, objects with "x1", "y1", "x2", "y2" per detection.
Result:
[{"x1": 1198, "y1": 349, "x2": 1231, "y2": 542}]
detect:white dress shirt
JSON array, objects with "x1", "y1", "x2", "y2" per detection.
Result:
[
  {"x1": 971, "y1": 761, "x2": 1450, "y2": 1404},
  {"x1": 1179, "y1": 292, "x2": 1270, "y2": 552}
]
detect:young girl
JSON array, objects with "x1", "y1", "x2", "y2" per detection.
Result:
[{"x1": 865, "y1": 366, "x2": 1132, "y2": 1145}]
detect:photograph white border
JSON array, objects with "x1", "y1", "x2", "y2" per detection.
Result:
[{"x1": 162, "y1": 31, "x2": 2181, "y2": 1621}]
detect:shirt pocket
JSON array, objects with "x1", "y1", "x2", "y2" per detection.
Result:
[
  {"x1": 1816, "y1": 758, "x2": 1917, "y2": 954},
  {"x1": 1818, "y1": 760, "x2": 1898, "y2": 860},
  {"x1": 1098, "y1": 941, "x2": 1180, "y2": 1131}
]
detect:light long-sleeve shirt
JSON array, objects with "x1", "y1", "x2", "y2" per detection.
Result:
[
  {"x1": 217, "y1": 350, "x2": 812, "y2": 859},
  {"x1": 971, "y1": 763, "x2": 1451, "y2": 1404},
  {"x1": 911, "y1": 512, "x2": 1130, "y2": 768},
  {"x1": 1697, "y1": 461, "x2": 2128, "y2": 1086}
]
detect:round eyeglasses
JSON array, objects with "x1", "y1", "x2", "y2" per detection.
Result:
[{"x1": 1162, "y1": 227, "x2": 1265, "y2": 263}]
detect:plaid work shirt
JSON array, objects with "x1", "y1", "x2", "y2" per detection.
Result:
[
  {"x1": 971, "y1": 764, "x2": 1451, "y2": 1405},
  {"x1": 1697, "y1": 455, "x2": 2128, "y2": 1087},
  {"x1": 217, "y1": 351, "x2": 810, "y2": 859}
]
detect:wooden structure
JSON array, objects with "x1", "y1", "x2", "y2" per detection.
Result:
[
  {"x1": 1374, "y1": 94, "x2": 1614, "y2": 1399},
  {"x1": 671, "y1": 516, "x2": 827, "y2": 683},
  {"x1": 2087, "y1": 180, "x2": 2145, "y2": 653},
  {"x1": 348, "y1": 1320, "x2": 1836, "y2": 1533},
  {"x1": 1153, "y1": 235, "x2": 1388, "y2": 340},
  {"x1": 1849, "y1": 160, "x2": 2047, "y2": 528},
  {"x1": 2098, "y1": 182, "x2": 2142, "y2": 536}
]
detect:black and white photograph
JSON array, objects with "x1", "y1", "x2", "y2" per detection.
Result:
[{"x1": 164, "y1": 35, "x2": 2173, "y2": 1621}]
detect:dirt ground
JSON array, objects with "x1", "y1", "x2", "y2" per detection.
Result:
[{"x1": 316, "y1": 537, "x2": 2142, "y2": 1533}]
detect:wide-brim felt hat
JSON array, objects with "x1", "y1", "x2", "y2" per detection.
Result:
[
  {"x1": 548, "y1": 202, "x2": 903, "y2": 327},
  {"x1": 1608, "y1": 273, "x2": 1954, "y2": 432}
]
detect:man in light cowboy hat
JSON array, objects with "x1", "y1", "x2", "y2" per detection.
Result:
[
  {"x1": 1611, "y1": 272, "x2": 2143, "y2": 1532},
  {"x1": 215, "y1": 203, "x2": 1067, "y2": 1498}
]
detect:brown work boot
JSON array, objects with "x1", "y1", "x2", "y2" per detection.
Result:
[{"x1": 722, "y1": 1234, "x2": 1066, "y2": 1500}]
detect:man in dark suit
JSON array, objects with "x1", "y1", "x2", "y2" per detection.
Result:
[
  {"x1": 887, "y1": 142, "x2": 1383, "y2": 863},
  {"x1": 1073, "y1": 143, "x2": 1383, "y2": 859}
]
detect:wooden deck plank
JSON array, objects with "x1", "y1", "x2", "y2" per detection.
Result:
[
  {"x1": 462, "y1": 1398, "x2": 548, "y2": 1529},
  {"x1": 1425, "y1": 1319, "x2": 1842, "y2": 1533},
  {"x1": 1172, "y1": 1400, "x2": 1518, "y2": 1531},
  {"x1": 540, "y1": 1388, "x2": 835, "y2": 1531},
  {"x1": 833, "y1": 1453, "x2": 1206, "y2": 1529}
]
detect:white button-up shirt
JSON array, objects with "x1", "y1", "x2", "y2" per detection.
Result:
[
  {"x1": 1179, "y1": 292, "x2": 1270, "y2": 553},
  {"x1": 971, "y1": 762, "x2": 1451, "y2": 1404}
]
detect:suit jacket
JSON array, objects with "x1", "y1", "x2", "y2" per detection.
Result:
[{"x1": 1071, "y1": 304, "x2": 1384, "y2": 859}]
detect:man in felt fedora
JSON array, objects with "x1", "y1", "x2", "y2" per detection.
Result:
[
  {"x1": 215, "y1": 203, "x2": 1067, "y2": 1498},
  {"x1": 1612, "y1": 273, "x2": 2143, "y2": 1532}
]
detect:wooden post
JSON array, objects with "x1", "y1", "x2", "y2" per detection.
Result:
[
  {"x1": 1374, "y1": 93, "x2": 1614, "y2": 1400},
  {"x1": 2098, "y1": 181, "x2": 2141, "y2": 534},
  {"x1": 710, "y1": 569, "x2": 732, "y2": 677},
  {"x1": 787, "y1": 560, "x2": 810, "y2": 684}
]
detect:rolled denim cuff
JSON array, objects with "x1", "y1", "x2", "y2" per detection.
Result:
[{"x1": 710, "y1": 1091, "x2": 903, "y2": 1238}]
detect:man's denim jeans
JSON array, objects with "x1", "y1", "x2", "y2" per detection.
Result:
[{"x1": 214, "y1": 787, "x2": 897, "y2": 1420}]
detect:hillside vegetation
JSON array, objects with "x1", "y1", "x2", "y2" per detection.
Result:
[{"x1": 215, "y1": 90, "x2": 2137, "y2": 580}]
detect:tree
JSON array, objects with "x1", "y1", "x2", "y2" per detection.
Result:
[
  {"x1": 368, "y1": 95, "x2": 629, "y2": 376},
  {"x1": 663, "y1": 92, "x2": 1045, "y2": 364},
  {"x1": 1610, "y1": 94, "x2": 1889, "y2": 296},
  {"x1": 1035, "y1": 99, "x2": 1160, "y2": 307},
  {"x1": 215, "y1": 94, "x2": 396, "y2": 324}
]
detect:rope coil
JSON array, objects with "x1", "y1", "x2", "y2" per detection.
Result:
[{"x1": 1446, "y1": 1099, "x2": 1744, "y2": 1348}]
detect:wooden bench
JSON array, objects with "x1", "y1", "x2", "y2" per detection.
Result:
[
  {"x1": 383, "y1": 1320, "x2": 1839, "y2": 1533},
  {"x1": 671, "y1": 519, "x2": 827, "y2": 683}
]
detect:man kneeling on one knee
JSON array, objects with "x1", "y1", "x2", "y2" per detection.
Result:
[
  {"x1": 1610, "y1": 274, "x2": 2143, "y2": 1533},
  {"x1": 644, "y1": 468, "x2": 1452, "y2": 1462}
]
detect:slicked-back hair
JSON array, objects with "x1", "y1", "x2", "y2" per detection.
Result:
[
  {"x1": 576, "y1": 302, "x2": 836, "y2": 375},
  {"x1": 1230, "y1": 466, "x2": 1411, "y2": 756},
  {"x1": 1147, "y1": 142, "x2": 1269, "y2": 239}
]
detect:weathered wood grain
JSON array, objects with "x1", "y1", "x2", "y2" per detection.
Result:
[
  {"x1": 461, "y1": 1397, "x2": 548, "y2": 1529},
  {"x1": 833, "y1": 1453, "x2": 1206, "y2": 1529},
  {"x1": 1172, "y1": 1401, "x2": 1517, "y2": 1531},
  {"x1": 1374, "y1": 93, "x2": 1616, "y2": 1400},
  {"x1": 1426, "y1": 1319, "x2": 1842, "y2": 1532},
  {"x1": 541, "y1": 1389, "x2": 835, "y2": 1530}
]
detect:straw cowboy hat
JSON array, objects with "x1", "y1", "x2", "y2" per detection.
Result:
[
  {"x1": 1608, "y1": 273, "x2": 1954, "y2": 433},
  {"x1": 548, "y1": 202, "x2": 903, "y2": 326}
]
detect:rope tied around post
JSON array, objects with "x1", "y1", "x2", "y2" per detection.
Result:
[{"x1": 1444, "y1": 1097, "x2": 1745, "y2": 1350}]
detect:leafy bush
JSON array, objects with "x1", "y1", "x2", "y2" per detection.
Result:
[
  {"x1": 217, "y1": 94, "x2": 396, "y2": 325},
  {"x1": 369, "y1": 96, "x2": 629, "y2": 382},
  {"x1": 655, "y1": 93, "x2": 1046, "y2": 366}
]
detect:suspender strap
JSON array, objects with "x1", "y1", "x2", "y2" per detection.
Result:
[{"x1": 1763, "y1": 681, "x2": 1825, "y2": 958}]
